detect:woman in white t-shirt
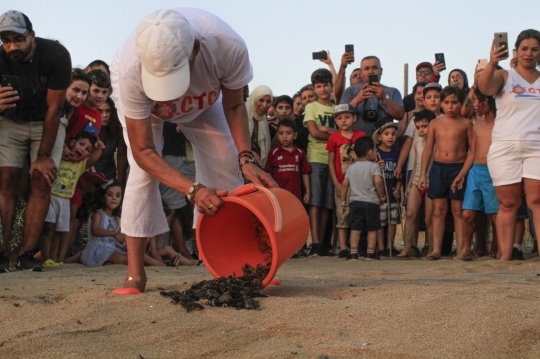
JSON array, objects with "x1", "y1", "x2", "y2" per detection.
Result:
[{"x1": 479, "y1": 29, "x2": 540, "y2": 260}]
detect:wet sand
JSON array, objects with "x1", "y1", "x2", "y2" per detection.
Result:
[{"x1": 1, "y1": 254, "x2": 539, "y2": 359}]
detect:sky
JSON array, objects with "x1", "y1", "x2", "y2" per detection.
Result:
[{"x1": 6, "y1": 0, "x2": 540, "y2": 98}]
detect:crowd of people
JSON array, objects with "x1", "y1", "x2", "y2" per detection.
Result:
[{"x1": 0, "y1": 9, "x2": 539, "y2": 292}]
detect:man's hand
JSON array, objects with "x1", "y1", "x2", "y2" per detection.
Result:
[
  {"x1": 354, "y1": 83, "x2": 375, "y2": 103},
  {"x1": 371, "y1": 83, "x2": 387, "y2": 102},
  {"x1": 433, "y1": 61, "x2": 445, "y2": 77},
  {"x1": 0, "y1": 87, "x2": 19, "y2": 113},
  {"x1": 393, "y1": 167, "x2": 402, "y2": 179},
  {"x1": 29, "y1": 157, "x2": 57, "y2": 186},
  {"x1": 194, "y1": 187, "x2": 229, "y2": 216},
  {"x1": 241, "y1": 162, "x2": 278, "y2": 188},
  {"x1": 341, "y1": 51, "x2": 354, "y2": 69}
]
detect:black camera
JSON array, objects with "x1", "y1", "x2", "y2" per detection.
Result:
[{"x1": 363, "y1": 107, "x2": 378, "y2": 122}]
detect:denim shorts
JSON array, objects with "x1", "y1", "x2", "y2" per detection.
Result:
[{"x1": 309, "y1": 162, "x2": 335, "y2": 209}]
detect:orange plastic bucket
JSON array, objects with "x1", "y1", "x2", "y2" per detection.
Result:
[{"x1": 196, "y1": 184, "x2": 309, "y2": 288}]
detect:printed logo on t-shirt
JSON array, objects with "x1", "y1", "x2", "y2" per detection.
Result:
[
  {"x1": 152, "y1": 91, "x2": 220, "y2": 120},
  {"x1": 277, "y1": 156, "x2": 283, "y2": 160},
  {"x1": 339, "y1": 143, "x2": 357, "y2": 174},
  {"x1": 510, "y1": 84, "x2": 540, "y2": 99}
]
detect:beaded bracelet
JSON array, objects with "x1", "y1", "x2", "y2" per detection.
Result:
[
  {"x1": 187, "y1": 182, "x2": 206, "y2": 204},
  {"x1": 237, "y1": 150, "x2": 255, "y2": 161}
]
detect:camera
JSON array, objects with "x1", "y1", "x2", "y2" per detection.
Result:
[{"x1": 363, "y1": 107, "x2": 378, "y2": 122}]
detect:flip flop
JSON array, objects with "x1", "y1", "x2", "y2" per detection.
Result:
[
  {"x1": 463, "y1": 256, "x2": 473, "y2": 262},
  {"x1": 112, "y1": 287, "x2": 142, "y2": 295},
  {"x1": 422, "y1": 255, "x2": 440, "y2": 261}
]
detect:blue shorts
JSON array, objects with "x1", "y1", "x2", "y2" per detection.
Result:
[
  {"x1": 350, "y1": 201, "x2": 381, "y2": 232},
  {"x1": 462, "y1": 163, "x2": 499, "y2": 214},
  {"x1": 428, "y1": 161, "x2": 466, "y2": 200},
  {"x1": 309, "y1": 162, "x2": 335, "y2": 209}
]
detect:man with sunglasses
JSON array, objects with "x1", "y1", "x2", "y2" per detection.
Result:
[
  {"x1": 0, "y1": 10, "x2": 71, "y2": 272},
  {"x1": 403, "y1": 62, "x2": 444, "y2": 112}
]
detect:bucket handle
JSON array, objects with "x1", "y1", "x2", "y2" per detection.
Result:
[{"x1": 230, "y1": 184, "x2": 282, "y2": 233}]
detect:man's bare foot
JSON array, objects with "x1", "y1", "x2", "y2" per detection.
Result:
[{"x1": 112, "y1": 276, "x2": 147, "y2": 295}]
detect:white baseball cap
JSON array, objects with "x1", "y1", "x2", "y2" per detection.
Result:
[{"x1": 136, "y1": 9, "x2": 195, "y2": 101}]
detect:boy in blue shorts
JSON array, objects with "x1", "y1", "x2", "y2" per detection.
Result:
[
  {"x1": 452, "y1": 88, "x2": 497, "y2": 261},
  {"x1": 303, "y1": 69, "x2": 337, "y2": 256},
  {"x1": 419, "y1": 86, "x2": 473, "y2": 260},
  {"x1": 341, "y1": 137, "x2": 386, "y2": 260}
]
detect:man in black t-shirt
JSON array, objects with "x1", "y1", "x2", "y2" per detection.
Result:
[{"x1": 0, "y1": 10, "x2": 71, "y2": 272}]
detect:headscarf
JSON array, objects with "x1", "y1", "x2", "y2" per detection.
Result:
[
  {"x1": 448, "y1": 69, "x2": 470, "y2": 95},
  {"x1": 246, "y1": 85, "x2": 273, "y2": 167}
]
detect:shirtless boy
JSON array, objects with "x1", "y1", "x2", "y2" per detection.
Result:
[
  {"x1": 451, "y1": 88, "x2": 497, "y2": 261},
  {"x1": 419, "y1": 86, "x2": 473, "y2": 260}
]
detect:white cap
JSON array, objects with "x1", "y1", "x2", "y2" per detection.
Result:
[{"x1": 136, "y1": 9, "x2": 195, "y2": 101}]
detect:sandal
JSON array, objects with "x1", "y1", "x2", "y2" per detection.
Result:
[
  {"x1": 112, "y1": 276, "x2": 147, "y2": 295},
  {"x1": 167, "y1": 255, "x2": 182, "y2": 267}
]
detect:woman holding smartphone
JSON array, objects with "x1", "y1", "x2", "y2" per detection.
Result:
[{"x1": 479, "y1": 29, "x2": 540, "y2": 260}]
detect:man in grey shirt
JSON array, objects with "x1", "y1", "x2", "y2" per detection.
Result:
[{"x1": 340, "y1": 56, "x2": 404, "y2": 136}]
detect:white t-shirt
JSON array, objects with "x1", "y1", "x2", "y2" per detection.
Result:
[
  {"x1": 493, "y1": 68, "x2": 540, "y2": 141},
  {"x1": 110, "y1": 7, "x2": 253, "y2": 123}
]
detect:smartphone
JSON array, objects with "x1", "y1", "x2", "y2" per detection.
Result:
[
  {"x1": 494, "y1": 32, "x2": 509, "y2": 60},
  {"x1": 477, "y1": 59, "x2": 488, "y2": 71},
  {"x1": 345, "y1": 44, "x2": 354, "y2": 54},
  {"x1": 1, "y1": 75, "x2": 21, "y2": 99},
  {"x1": 312, "y1": 51, "x2": 327, "y2": 60},
  {"x1": 368, "y1": 74, "x2": 378, "y2": 85},
  {"x1": 435, "y1": 53, "x2": 446, "y2": 70}
]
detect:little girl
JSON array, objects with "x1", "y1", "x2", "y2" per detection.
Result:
[{"x1": 66, "y1": 180, "x2": 164, "y2": 267}]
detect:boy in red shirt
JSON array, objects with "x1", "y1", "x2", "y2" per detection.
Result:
[
  {"x1": 326, "y1": 104, "x2": 366, "y2": 258},
  {"x1": 265, "y1": 119, "x2": 311, "y2": 204}
]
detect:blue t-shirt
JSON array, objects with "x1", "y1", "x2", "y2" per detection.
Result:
[
  {"x1": 377, "y1": 146, "x2": 399, "y2": 204},
  {"x1": 340, "y1": 83, "x2": 404, "y2": 136}
]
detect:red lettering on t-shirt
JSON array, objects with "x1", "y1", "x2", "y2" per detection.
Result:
[
  {"x1": 181, "y1": 96, "x2": 194, "y2": 113},
  {"x1": 208, "y1": 91, "x2": 218, "y2": 106},
  {"x1": 193, "y1": 92, "x2": 207, "y2": 109},
  {"x1": 528, "y1": 87, "x2": 536, "y2": 94}
]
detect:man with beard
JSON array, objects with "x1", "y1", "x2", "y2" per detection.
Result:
[{"x1": 0, "y1": 10, "x2": 71, "y2": 272}]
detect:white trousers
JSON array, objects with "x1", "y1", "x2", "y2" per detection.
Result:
[{"x1": 118, "y1": 99, "x2": 243, "y2": 237}]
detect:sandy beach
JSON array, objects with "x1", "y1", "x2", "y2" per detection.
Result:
[{"x1": 1, "y1": 253, "x2": 539, "y2": 359}]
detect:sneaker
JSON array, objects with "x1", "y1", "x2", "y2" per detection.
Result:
[
  {"x1": 0, "y1": 253, "x2": 9, "y2": 273},
  {"x1": 338, "y1": 250, "x2": 349, "y2": 258},
  {"x1": 16, "y1": 253, "x2": 44, "y2": 272},
  {"x1": 321, "y1": 247, "x2": 337, "y2": 257},
  {"x1": 377, "y1": 249, "x2": 388, "y2": 258},
  {"x1": 308, "y1": 243, "x2": 321, "y2": 257},
  {"x1": 346, "y1": 253, "x2": 359, "y2": 261},
  {"x1": 390, "y1": 246, "x2": 402, "y2": 256},
  {"x1": 365, "y1": 252, "x2": 380, "y2": 261},
  {"x1": 511, "y1": 247, "x2": 525, "y2": 261},
  {"x1": 532, "y1": 241, "x2": 538, "y2": 254}
]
